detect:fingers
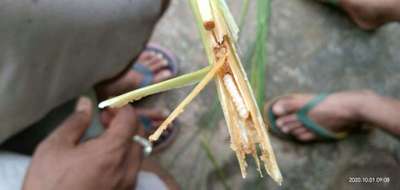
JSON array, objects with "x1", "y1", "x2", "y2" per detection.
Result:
[
  {"x1": 100, "y1": 108, "x2": 118, "y2": 128},
  {"x1": 47, "y1": 97, "x2": 93, "y2": 145},
  {"x1": 105, "y1": 105, "x2": 138, "y2": 142}
]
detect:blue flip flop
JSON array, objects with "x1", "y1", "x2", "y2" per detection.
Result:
[
  {"x1": 133, "y1": 44, "x2": 179, "y2": 88},
  {"x1": 266, "y1": 94, "x2": 348, "y2": 141}
]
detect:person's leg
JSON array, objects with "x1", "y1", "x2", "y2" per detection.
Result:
[
  {"x1": 269, "y1": 90, "x2": 400, "y2": 141},
  {"x1": 321, "y1": 0, "x2": 400, "y2": 29}
]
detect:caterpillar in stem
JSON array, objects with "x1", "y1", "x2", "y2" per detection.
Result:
[{"x1": 223, "y1": 74, "x2": 249, "y2": 119}]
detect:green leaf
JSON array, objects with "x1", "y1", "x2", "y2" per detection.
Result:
[{"x1": 249, "y1": 0, "x2": 270, "y2": 108}]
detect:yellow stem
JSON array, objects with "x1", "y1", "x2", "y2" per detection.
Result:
[{"x1": 149, "y1": 54, "x2": 227, "y2": 142}]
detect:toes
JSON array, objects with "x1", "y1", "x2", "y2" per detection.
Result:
[
  {"x1": 154, "y1": 70, "x2": 172, "y2": 82},
  {"x1": 139, "y1": 50, "x2": 170, "y2": 73},
  {"x1": 276, "y1": 114, "x2": 298, "y2": 128},
  {"x1": 272, "y1": 98, "x2": 303, "y2": 116},
  {"x1": 138, "y1": 51, "x2": 157, "y2": 66},
  {"x1": 149, "y1": 58, "x2": 168, "y2": 72},
  {"x1": 297, "y1": 132, "x2": 316, "y2": 142},
  {"x1": 291, "y1": 126, "x2": 307, "y2": 136},
  {"x1": 141, "y1": 53, "x2": 162, "y2": 69},
  {"x1": 137, "y1": 51, "x2": 165, "y2": 69},
  {"x1": 280, "y1": 121, "x2": 303, "y2": 134}
]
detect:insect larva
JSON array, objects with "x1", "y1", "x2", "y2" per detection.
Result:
[{"x1": 223, "y1": 74, "x2": 249, "y2": 119}]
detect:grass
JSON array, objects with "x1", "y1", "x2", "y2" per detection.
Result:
[
  {"x1": 249, "y1": 0, "x2": 270, "y2": 109},
  {"x1": 200, "y1": 137, "x2": 230, "y2": 190}
]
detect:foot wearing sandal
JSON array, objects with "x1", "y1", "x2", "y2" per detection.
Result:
[
  {"x1": 130, "y1": 44, "x2": 178, "y2": 88},
  {"x1": 319, "y1": 0, "x2": 400, "y2": 30},
  {"x1": 265, "y1": 91, "x2": 373, "y2": 142},
  {"x1": 96, "y1": 44, "x2": 178, "y2": 99}
]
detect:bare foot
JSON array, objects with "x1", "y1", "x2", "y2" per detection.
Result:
[
  {"x1": 339, "y1": 0, "x2": 399, "y2": 30},
  {"x1": 270, "y1": 91, "x2": 372, "y2": 141}
]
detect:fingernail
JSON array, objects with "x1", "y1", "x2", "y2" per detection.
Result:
[{"x1": 75, "y1": 96, "x2": 92, "y2": 113}]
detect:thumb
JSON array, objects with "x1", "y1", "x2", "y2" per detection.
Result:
[{"x1": 47, "y1": 97, "x2": 93, "y2": 145}]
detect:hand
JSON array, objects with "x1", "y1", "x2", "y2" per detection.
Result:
[{"x1": 23, "y1": 97, "x2": 143, "y2": 190}]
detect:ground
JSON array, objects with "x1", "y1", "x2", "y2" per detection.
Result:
[{"x1": 144, "y1": 0, "x2": 400, "y2": 190}]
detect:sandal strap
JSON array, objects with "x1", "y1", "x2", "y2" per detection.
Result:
[
  {"x1": 133, "y1": 64, "x2": 153, "y2": 88},
  {"x1": 297, "y1": 94, "x2": 348, "y2": 140}
]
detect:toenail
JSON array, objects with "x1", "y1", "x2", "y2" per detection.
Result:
[
  {"x1": 273, "y1": 104, "x2": 285, "y2": 115},
  {"x1": 281, "y1": 126, "x2": 289, "y2": 133},
  {"x1": 156, "y1": 53, "x2": 163, "y2": 59},
  {"x1": 160, "y1": 70, "x2": 171, "y2": 77},
  {"x1": 161, "y1": 60, "x2": 168, "y2": 66},
  {"x1": 276, "y1": 119, "x2": 283, "y2": 127}
]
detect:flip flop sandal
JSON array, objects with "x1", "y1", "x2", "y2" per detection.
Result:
[
  {"x1": 133, "y1": 43, "x2": 179, "y2": 88},
  {"x1": 265, "y1": 94, "x2": 348, "y2": 141},
  {"x1": 138, "y1": 115, "x2": 179, "y2": 154}
]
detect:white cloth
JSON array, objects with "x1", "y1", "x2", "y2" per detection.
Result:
[
  {"x1": 0, "y1": 0, "x2": 162, "y2": 143},
  {"x1": 0, "y1": 151, "x2": 167, "y2": 190}
]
